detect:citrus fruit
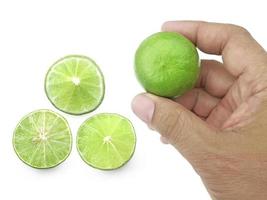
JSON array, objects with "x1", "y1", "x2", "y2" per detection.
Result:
[
  {"x1": 45, "y1": 55, "x2": 105, "y2": 115},
  {"x1": 135, "y1": 32, "x2": 200, "y2": 98},
  {"x1": 13, "y1": 109, "x2": 72, "y2": 169},
  {"x1": 77, "y1": 113, "x2": 136, "y2": 170}
]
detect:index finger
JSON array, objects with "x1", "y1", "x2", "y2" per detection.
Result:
[{"x1": 162, "y1": 21, "x2": 266, "y2": 76}]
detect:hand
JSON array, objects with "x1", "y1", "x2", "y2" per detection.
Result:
[{"x1": 132, "y1": 21, "x2": 267, "y2": 200}]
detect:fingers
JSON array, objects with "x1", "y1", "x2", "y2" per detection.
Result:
[
  {"x1": 174, "y1": 88, "x2": 220, "y2": 118},
  {"x1": 198, "y1": 60, "x2": 235, "y2": 97},
  {"x1": 162, "y1": 21, "x2": 266, "y2": 76},
  {"x1": 132, "y1": 93, "x2": 215, "y2": 157},
  {"x1": 173, "y1": 60, "x2": 234, "y2": 118}
]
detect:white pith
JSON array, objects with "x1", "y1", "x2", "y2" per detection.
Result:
[
  {"x1": 103, "y1": 135, "x2": 112, "y2": 143},
  {"x1": 71, "y1": 76, "x2": 80, "y2": 86}
]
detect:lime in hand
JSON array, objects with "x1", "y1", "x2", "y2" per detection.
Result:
[
  {"x1": 13, "y1": 109, "x2": 72, "y2": 169},
  {"x1": 135, "y1": 32, "x2": 200, "y2": 98}
]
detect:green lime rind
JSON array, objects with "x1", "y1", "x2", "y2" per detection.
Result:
[
  {"x1": 135, "y1": 32, "x2": 200, "y2": 98},
  {"x1": 76, "y1": 113, "x2": 136, "y2": 170},
  {"x1": 13, "y1": 109, "x2": 72, "y2": 169},
  {"x1": 45, "y1": 55, "x2": 105, "y2": 115}
]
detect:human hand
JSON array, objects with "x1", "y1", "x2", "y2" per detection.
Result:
[{"x1": 132, "y1": 21, "x2": 267, "y2": 200}]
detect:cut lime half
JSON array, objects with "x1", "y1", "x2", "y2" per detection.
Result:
[
  {"x1": 13, "y1": 109, "x2": 72, "y2": 169},
  {"x1": 77, "y1": 113, "x2": 136, "y2": 170},
  {"x1": 45, "y1": 55, "x2": 105, "y2": 115}
]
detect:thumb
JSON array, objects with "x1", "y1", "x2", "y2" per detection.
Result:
[{"x1": 132, "y1": 93, "x2": 214, "y2": 157}]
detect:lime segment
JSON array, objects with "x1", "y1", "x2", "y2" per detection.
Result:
[
  {"x1": 13, "y1": 110, "x2": 72, "y2": 169},
  {"x1": 77, "y1": 113, "x2": 136, "y2": 170},
  {"x1": 45, "y1": 55, "x2": 105, "y2": 115}
]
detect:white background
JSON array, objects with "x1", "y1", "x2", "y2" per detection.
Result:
[{"x1": 0, "y1": 0, "x2": 267, "y2": 199}]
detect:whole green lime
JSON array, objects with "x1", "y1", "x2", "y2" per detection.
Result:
[{"x1": 135, "y1": 32, "x2": 200, "y2": 98}]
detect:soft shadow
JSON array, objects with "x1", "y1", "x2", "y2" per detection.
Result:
[
  {"x1": 94, "y1": 156, "x2": 137, "y2": 176},
  {"x1": 30, "y1": 161, "x2": 70, "y2": 175}
]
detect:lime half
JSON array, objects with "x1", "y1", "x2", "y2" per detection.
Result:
[
  {"x1": 77, "y1": 113, "x2": 136, "y2": 170},
  {"x1": 13, "y1": 110, "x2": 72, "y2": 169},
  {"x1": 45, "y1": 55, "x2": 105, "y2": 115}
]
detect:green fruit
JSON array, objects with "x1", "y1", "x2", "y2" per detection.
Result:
[
  {"x1": 77, "y1": 113, "x2": 136, "y2": 170},
  {"x1": 135, "y1": 32, "x2": 200, "y2": 98},
  {"x1": 13, "y1": 109, "x2": 72, "y2": 169},
  {"x1": 45, "y1": 55, "x2": 105, "y2": 115}
]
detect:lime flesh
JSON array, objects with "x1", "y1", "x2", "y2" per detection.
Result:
[
  {"x1": 135, "y1": 32, "x2": 200, "y2": 98},
  {"x1": 45, "y1": 55, "x2": 105, "y2": 115},
  {"x1": 77, "y1": 113, "x2": 136, "y2": 170},
  {"x1": 13, "y1": 110, "x2": 72, "y2": 169}
]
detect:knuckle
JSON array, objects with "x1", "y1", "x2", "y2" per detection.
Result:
[
  {"x1": 228, "y1": 24, "x2": 250, "y2": 35},
  {"x1": 157, "y1": 108, "x2": 188, "y2": 145}
]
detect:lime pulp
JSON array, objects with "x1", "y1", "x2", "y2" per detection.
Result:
[
  {"x1": 45, "y1": 55, "x2": 105, "y2": 115},
  {"x1": 13, "y1": 109, "x2": 72, "y2": 169},
  {"x1": 76, "y1": 113, "x2": 136, "y2": 170}
]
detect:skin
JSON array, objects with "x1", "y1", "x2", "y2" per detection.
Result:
[{"x1": 132, "y1": 21, "x2": 267, "y2": 200}]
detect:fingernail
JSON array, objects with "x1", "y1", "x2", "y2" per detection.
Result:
[
  {"x1": 160, "y1": 136, "x2": 169, "y2": 144},
  {"x1": 161, "y1": 21, "x2": 172, "y2": 30},
  {"x1": 131, "y1": 94, "x2": 155, "y2": 124},
  {"x1": 161, "y1": 21, "x2": 176, "y2": 31}
]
